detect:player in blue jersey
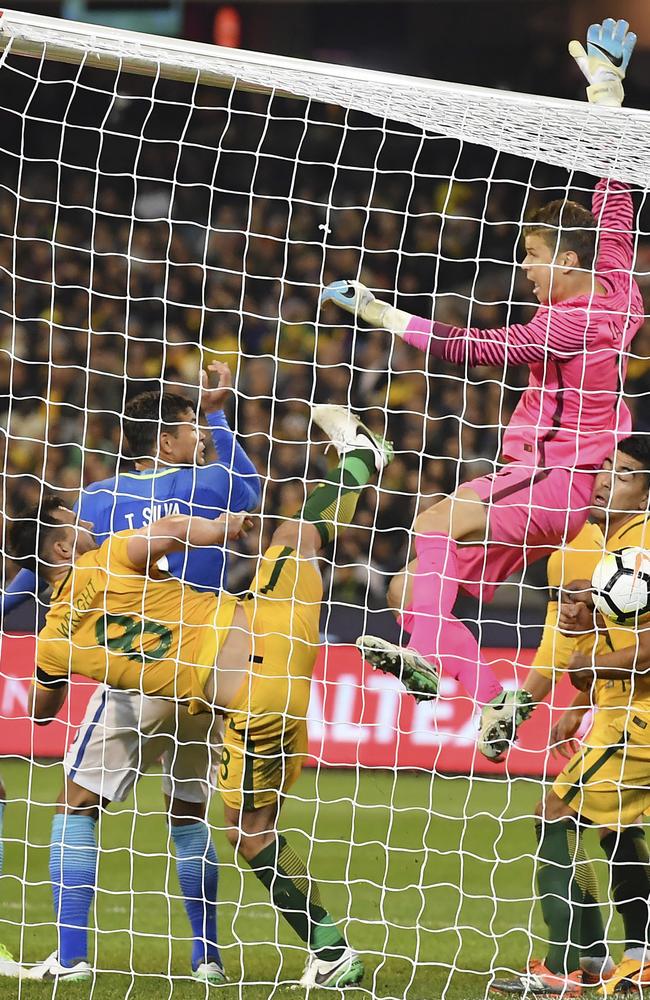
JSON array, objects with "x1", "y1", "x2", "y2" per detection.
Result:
[{"x1": 2, "y1": 362, "x2": 260, "y2": 984}]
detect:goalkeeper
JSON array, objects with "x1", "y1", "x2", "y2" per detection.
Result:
[
  {"x1": 10, "y1": 404, "x2": 399, "y2": 990},
  {"x1": 321, "y1": 18, "x2": 642, "y2": 757}
]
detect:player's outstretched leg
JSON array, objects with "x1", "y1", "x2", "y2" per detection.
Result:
[
  {"x1": 304, "y1": 408, "x2": 439, "y2": 701},
  {"x1": 224, "y1": 803, "x2": 364, "y2": 989},
  {"x1": 270, "y1": 404, "x2": 393, "y2": 560}
]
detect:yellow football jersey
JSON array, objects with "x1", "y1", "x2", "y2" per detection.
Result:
[
  {"x1": 533, "y1": 521, "x2": 604, "y2": 681},
  {"x1": 37, "y1": 531, "x2": 238, "y2": 705},
  {"x1": 533, "y1": 515, "x2": 650, "y2": 711}
]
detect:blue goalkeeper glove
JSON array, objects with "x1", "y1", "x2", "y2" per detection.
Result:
[
  {"x1": 569, "y1": 18, "x2": 636, "y2": 107},
  {"x1": 320, "y1": 280, "x2": 411, "y2": 334}
]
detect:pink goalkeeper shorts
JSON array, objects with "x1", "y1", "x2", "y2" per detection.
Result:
[{"x1": 455, "y1": 463, "x2": 596, "y2": 602}]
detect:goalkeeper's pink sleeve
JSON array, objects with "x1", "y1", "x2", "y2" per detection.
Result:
[
  {"x1": 402, "y1": 306, "x2": 589, "y2": 367},
  {"x1": 592, "y1": 178, "x2": 635, "y2": 274}
]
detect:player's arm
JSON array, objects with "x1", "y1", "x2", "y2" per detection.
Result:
[
  {"x1": 1, "y1": 567, "x2": 49, "y2": 623},
  {"x1": 550, "y1": 688, "x2": 591, "y2": 761},
  {"x1": 524, "y1": 596, "x2": 581, "y2": 703},
  {"x1": 321, "y1": 281, "x2": 588, "y2": 367},
  {"x1": 567, "y1": 627, "x2": 650, "y2": 689},
  {"x1": 29, "y1": 672, "x2": 69, "y2": 725},
  {"x1": 124, "y1": 512, "x2": 250, "y2": 569},
  {"x1": 199, "y1": 361, "x2": 261, "y2": 511},
  {"x1": 570, "y1": 19, "x2": 637, "y2": 274}
]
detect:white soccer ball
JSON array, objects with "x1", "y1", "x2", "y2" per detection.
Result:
[{"x1": 592, "y1": 546, "x2": 650, "y2": 623}]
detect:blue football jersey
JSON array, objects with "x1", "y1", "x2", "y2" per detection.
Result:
[{"x1": 76, "y1": 460, "x2": 259, "y2": 592}]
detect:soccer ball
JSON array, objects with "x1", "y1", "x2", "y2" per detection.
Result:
[{"x1": 591, "y1": 547, "x2": 650, "y2": 623}]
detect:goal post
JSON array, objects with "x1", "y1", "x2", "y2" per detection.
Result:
[
  {"x1": 0, "y1": 7, "x2": 649, "y2": 995},
  {"x1": 2, "y1": 7, "x2": 650, "y2": 185}
]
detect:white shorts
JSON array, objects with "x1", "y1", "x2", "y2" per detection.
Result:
[{"x1": 63, "y1": 687, "x2": 223, "y2": 804}]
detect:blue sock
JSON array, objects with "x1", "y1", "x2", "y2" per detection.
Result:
[
  {"x1": 50, "y1": 814, "x2": 97, "y2": 967},
  {"x1": 171, "y1": 822, "x2": 220, "y2": 970},
  {"x1": 0, "y1": 799, "x2": 5, "y2": 877}
]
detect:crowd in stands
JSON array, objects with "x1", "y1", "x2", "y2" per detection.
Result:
[{"x1": 1, "y1": 74, "x2": 649, "y2": 616}]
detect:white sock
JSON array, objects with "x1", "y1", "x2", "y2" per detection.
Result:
[
  {"x1": 623, "y1": 948, "x2": 648, "y2": 963},
  {"x1": 580, "y1": 955, "x2": 615, "y2": 976}
]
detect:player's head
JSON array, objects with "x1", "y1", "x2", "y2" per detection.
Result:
[
  {"x1": 522, "y1": 200, "x2": 597, "y2": 305},
  {"x1": 9, "y1": 494, "x2": 96, "y2": 578},
  {"x1": 123, "y1": 392, "x2": 206, "y2": 466},
  {"x1": 590, "y1": 435, "x2": 650, "y2": 527}
]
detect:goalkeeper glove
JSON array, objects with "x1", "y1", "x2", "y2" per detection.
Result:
[
  {"x1": 569, "y1": 17, "x2": 636, "y2": 108},
  {"x1": 320, "y1": 280, "x2": 411, "y2": 336}
]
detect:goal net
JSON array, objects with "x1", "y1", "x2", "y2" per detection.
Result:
[{"x1": 0, "y1": 8, "x2": 649, "y2": 996}]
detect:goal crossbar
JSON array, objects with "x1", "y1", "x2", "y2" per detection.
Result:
[{"x1": 2, "y1": 6, "x2": 650, "y2": 187}]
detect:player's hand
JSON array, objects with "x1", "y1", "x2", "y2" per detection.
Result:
[
  {"x1": 215, "y1": 512, "x2": 253, "y2": 541},
  {"x1": 569, "y1": 18, "x2": 636, "y2": 107},
  {"x1": 559, "y1": 580, "x2": 594, "y2": 635},
  {"x1": 321, "y1": 280, "x2": 390, "y2": 328},
  {"x1": 567, "y1": 651, "x2": 596, "y2": 692},
  {"x1": 550, "y1": 708, "x2": 585, "y2": 760},
  {"x1": 200, "y1": 361, "x2": 233, "y2": 414},
  {"x1": 558, "y1": 599, "x2": 592, "y2": 635}
]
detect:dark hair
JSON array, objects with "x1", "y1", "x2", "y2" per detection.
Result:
[
  {"x1": 123, "y1": 392, "x2": 195, "y2": 457},
  {"x1": 524, "y1": 199, "x2": 597, "y2": 270},
  {"x1": 8, "y1": 493, "x2": 71, "y2": 575},
  {"x1": 618, "y1": 434, "x2": 650, "y2": 489}
]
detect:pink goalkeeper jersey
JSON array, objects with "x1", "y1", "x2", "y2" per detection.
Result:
[{"x1": 404, "y1": 179, "x2": 644, "y2": 470}]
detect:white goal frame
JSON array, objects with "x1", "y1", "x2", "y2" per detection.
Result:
[{"x1": 2, "y1": 6, "x2": 650, "y2": 188}]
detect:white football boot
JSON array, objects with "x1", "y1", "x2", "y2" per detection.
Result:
[
  {"x1": 192, "y1": 960, "x2": 228, "y2": 985},
  {"x1": 356, "y1": 635, "x2": 438, "y2": 701},
  {"x1": 299, "y1": 947, "x2": 364, "y2": 988},
  {"x1": 311, "y1": 404, "x2": 393, "y2": 473},
  {"x1": 23, "y1": 951, "x2": 91, "y2": 982},
  {"x1": 0, "y1": 943, "x2": 22, "y2": 978},
  {"x1": 478, "y1": 689, "x2": 535, "y2": 761}
]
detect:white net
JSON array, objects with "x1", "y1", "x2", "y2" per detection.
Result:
[{"x1": 0, "y1": 9, "x2": 649, "y2": 998}]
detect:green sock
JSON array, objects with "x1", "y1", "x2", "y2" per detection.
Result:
[
  {"x1": 248, "y1": 835, "x2": 347, "y2": 962},
  {"x1": 299, "y1": 448, "x2": 376, "y2": 545},
  {"x1": 536, "y1": 820, "x2": 584, "y2": 975},
  {"x1": 601, "y1": 827, "x2": 650, "y2": 952},
  {"x1": 568, "y1": 827, "x2": 606, "y2": 961}
]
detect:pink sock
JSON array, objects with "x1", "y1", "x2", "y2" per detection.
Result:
[{"x1": 406, "y1": 532, "x2": 502, "y2": 705}]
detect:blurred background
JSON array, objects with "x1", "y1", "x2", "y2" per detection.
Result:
[{"x1": 2, "y1": 0, "x2": 650, "y2": 645}]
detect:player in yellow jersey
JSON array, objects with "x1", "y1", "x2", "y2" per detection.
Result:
[
  {"x1": 10, "y1": 404, "x2": 408, "y2": 990},
  {"x1": 491, "y1": 433, "x2": 650, "y2": 996}
]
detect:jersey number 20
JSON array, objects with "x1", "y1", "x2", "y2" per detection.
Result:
[{"x1": 95, "y1": 613, "x2": 173, "y2": 663}]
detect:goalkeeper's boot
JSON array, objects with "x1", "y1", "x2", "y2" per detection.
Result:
[
  {"x1": 0, "y1": 943, "x2": 21, "y2": 978},
  {"x1": 192, "y1": 960, "x2": 228, "y2": 986},
  {"x1": 311, "y1": 404, "x2": 394, "y2": 473},
  {"x1": 299, "y1": 947, "x2": 364, "y2": 988},
  {"x1": 25, "y1": 951, "x2": 91, "y2": 982},
  {"x1": 356, "y1": 636, "x2": 438, "y2": 701},
  {"x1": 491, "y1": 959, "x2": 583, "y2": 995},
  {"x1": 478, "y1": 689, "x2": 535, "y2": 762},
  {"x1": 600, "y1": 957, "x2": 650, "y2": 996}
]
